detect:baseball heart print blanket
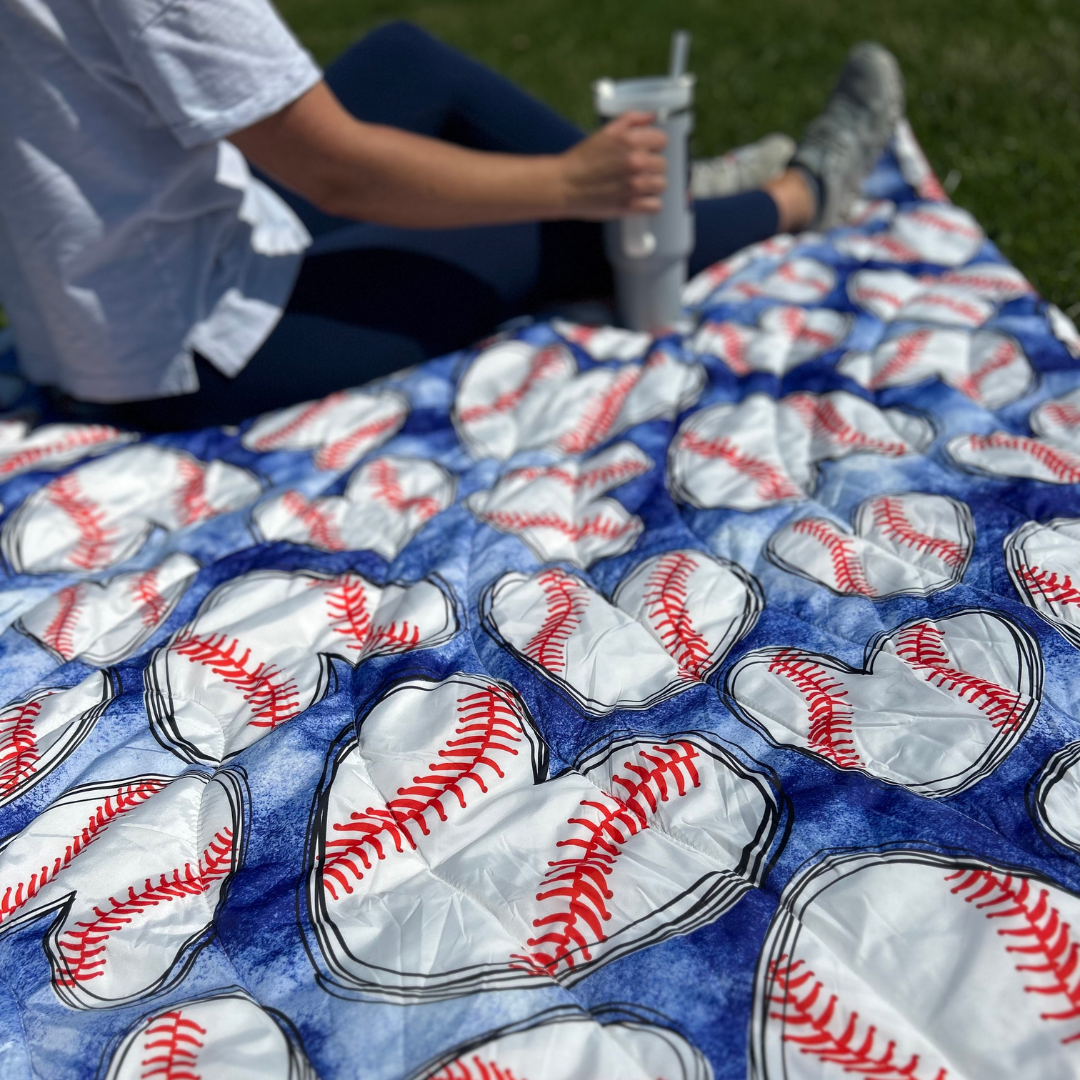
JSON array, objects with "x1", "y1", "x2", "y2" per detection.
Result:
[{"x1": 2, "y1": 122, "x2": 1080, "y2": 1080}]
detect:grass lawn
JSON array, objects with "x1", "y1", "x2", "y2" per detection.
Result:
[{"x1": 276, "y1": 0, "x2": 1080, "y2": 312}]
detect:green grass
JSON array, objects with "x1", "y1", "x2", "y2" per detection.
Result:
[{"x1": 276, "y1": 0, "x2": 1080, "y2": 312}]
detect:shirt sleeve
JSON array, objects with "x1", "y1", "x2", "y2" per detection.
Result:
[{"x1": 95, "y1": 0, "x2": 323, "y2": 148}]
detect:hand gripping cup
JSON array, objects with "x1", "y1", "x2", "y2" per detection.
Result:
[{"x1": 594, "y1": 32, "x2": 695, "y2": 333}]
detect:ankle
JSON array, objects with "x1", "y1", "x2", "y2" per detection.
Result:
[{"x1": 764, "y1": 168, "x2": 818, "y2": 232}]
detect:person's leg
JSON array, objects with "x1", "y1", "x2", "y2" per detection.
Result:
[{"x1": 323, "y1": 21, "x2": 582, "y2": 153}]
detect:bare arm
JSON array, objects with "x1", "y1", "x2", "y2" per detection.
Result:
[{"x1": 228, "y1": 80, "x2": 666, "y2": 228}]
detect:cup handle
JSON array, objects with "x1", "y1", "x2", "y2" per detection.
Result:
[{"x1": 621, "y1": 216, "x2": 657, "y2": 259}]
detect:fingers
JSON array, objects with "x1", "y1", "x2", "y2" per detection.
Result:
[{"x1": 605, "y1": 112, "x2": 668, "y2": 153}]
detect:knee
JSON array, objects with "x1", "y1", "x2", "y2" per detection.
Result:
[{"x1": 360, "y1": 20, "x2": 441, "y2": 60}]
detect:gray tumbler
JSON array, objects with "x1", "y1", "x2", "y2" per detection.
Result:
[{"x1": 593, "y1": 71, "x2": 695, "y2": 333}]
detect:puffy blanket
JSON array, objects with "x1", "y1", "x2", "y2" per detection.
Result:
[{"x1": 1, "y1": 123, "x2": 1080, "y2": 1080}]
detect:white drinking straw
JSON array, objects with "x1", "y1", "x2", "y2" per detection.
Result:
[{"x1": 669, "y1": 30, "x2": 691, "y2": 79}]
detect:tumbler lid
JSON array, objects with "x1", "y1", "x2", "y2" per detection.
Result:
[{"x1": 593, "y1": 75, "x2": 695, "y2": 117}]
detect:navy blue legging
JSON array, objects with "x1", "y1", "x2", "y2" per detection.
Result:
[{"x1": 83, "y1": 21, "x2": 779, "y2": 431}]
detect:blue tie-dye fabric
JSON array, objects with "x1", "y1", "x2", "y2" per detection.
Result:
[{"x1": 1, "y1": 138, "x2": 1080, "y2": 1080}]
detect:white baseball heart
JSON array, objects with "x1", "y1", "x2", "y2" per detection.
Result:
[
  {"x1": 482, "y1": 568, "x2": 694, "y2": 714},
  {"x1": 0, "y1": 771, "x2": 242, "y2": 1008},
  {"x1": 835, "y1": 202, "x2": 984, "y2": 266},
  {"x1": 946, "y1": 431, "x2": 1080, "y2": 484},
  {"x1": 307, "y1": 672, "x2": 780, "y2": 999},
  {"x1": 17, "y1": 552, "x2": 199, "y2": 666},
  {"x1": 466, "y1": 442, "x2": 650, "y2": 568},
  {"x1": 240, "y1": 388, "x2": 409, "y2": 472},
  {"x1": 944, "y1": 387, "x2": 1080, "y2": 482},
  {"x1": 145, "y1": 568, "x2": 457, "y2": 764},
  {"x1": 412, "y1": 1011, "x2": 711, "y2": 1080},
  {"x1": 551, "y1": 319, "x2": 652, "y2": 362},
  {"x1": 848, "y1": 270, "x2": 994, "y2": 326},
  {"x1": 753, "y1": 849, "x2": 1080, "y2": 1080},
  {"x1": 0, "y1": 421, "x2": 136, "y2": 481},
  {"x1": 692, "y1": 306, "x2": 852, "y2": 376},
  {"x1": 716, "y1": 256, "x2": 836, "y2": 304},
  {"x1": 848, "y1": 263, "x2": 1030, "y2": 326},
  {"x1": 766, "y1": 491, "x2": 974, "y2": 599},
  {"x1": 937, "y1": 262, "x2": 1034, "y2": 300},
  {"x1": 0, "y1": 672, "x2": 113, "y2": 808},
  {"x1": 1005, "y1": 517, "x2": 1080, "y2": 650},
  {"x1": 612, "y1": 549, "x2": 763, "y2": 679},
  {"x1": 837, "y1": 328, "x2": 1033, "y2": 408},
  {"x1": 1030, "y1": 387, "x2": 1080, "y2": 450},
  {"x1": 1032, "y1": 741, "x2": 1080, "y2": 855},
  {"x1": 668, "y1": 391, "x2": 933, "y2": 512},
  {"x1": 104, "y1": 993, "x2": 315, "y2": 1080},
  {"x1": 1, "y1": 446, "x2": 261, "y2": 575},
  {"x1": 682, "y1": 235, "x2": 800, "y2": 308},
  {"x1": 728, "y1": 609, "x2": 1041, "y2": 797},
  {"x1": 252, "y1": 455, "x2": 456, "y2": 559},
  {"x1": 453, "y1": 339, "x2": 706, "y2": 461}
]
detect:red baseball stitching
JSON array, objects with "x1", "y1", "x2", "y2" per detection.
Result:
[
  {"x1": 955, "y1": 340, "x2": 1019, "y2": 402},
  {"x1": 765, "y1": 651, "x2": 860, "y2": 768},
  {"x1": 313, "y1": 414, "x2": 404, "y2": 472},
  {"x1": 458, "y1": 345, "x2": 568, "y2": 424},
  {"x1": 768, "y1": 955, "x2": 946, "y2": 1080},
  {"x1": 948, "y1": 867, "x2": 1080, "y2": 1042},
  {"x1": 556, "y1": 365, "x2": 641, "y2": 455},
  {"x1": 778, "y1": 307, "x2": 837, "y2": 351},
  {"x1": 510, "y1": 742, "x2": 701, "y2": 977},
  {"x1": 170, "y1": 633, "x2": 301, "y2": 730},
  {"x1": 0, "y1": 699, "x2": 45, "y2": 799},
  {"x1": 909, "y1": 291, "x2": 987, "y2": 324},
  {"x1": 1038, "y1": 403, "x2": 1080, "y2": 430},
  {"x1": 279, "y1": 491, "x2": 344, "y2": 552},
  {"x1": 678, "y1": 431, "x2": 802, "y2": 503},
  {"x1": 870, "y1": 496, "x2": 966, "y2": 568},
  {"x1": 139, "y1": 1008, "x2": 207, "y2": 1080},
  {"x1": 865, "y1": 330, "x2": 934, "y2": 390},
  {"x1": 478, "y1": 509, "x2": 636, "y2": 544},
  {"x1": 785, "y1": 394, "x2": 911, "y2": 456},
  {"x1": 248, "y1": 391, "x2": 351, "y2": 451},
  {"x1": 47, "y1": 473, "x2": 117, "y2": 571},
  {"x1": 366, "y1": 459, "x2": 442, "y2": 521},
  {"x1": 853, "y1": 284, "x2": 906, "y2": 314},
  {"x1": 1018, "y1": 565, "x2": 1080, "y2": 607},
  {"x1": 866, "y1": 235, "x2": 922, "y2": 262},
  {"x1": 790, "y1": 519, "x2": 875, "y2": 597},
  {"x1": 0, "y1": 780, "x2": 168, "y2": 927},
  {"x1": 131, "y1": 569, "x2": 169, "y2": 628},
  {"x1": 41, "y1": 585, "x2": 83, "y2": 659},
  {"x1": 906, "y1": 208, "x2": 981, "y2": 239},
  {"x1": 56, "y1": 827, "x2": 234, "y2": 986},
  {"x1": 941, "y1": 270, "x2": 1028, "y2": 296},
  {"x1": 963, "y1": 434, "x2": 1080, "y2": 483},
  {"x1": 430, "y1": 1059, "x2": 525, "y2": 1080},
  {"x1": 707, "y1": 323, "x2": 751, "y2": 375},
  {"x1": 321, "y1": 575, "x2": 422, "y2": 658},
  {"x1": 507, "y1": 455, "x2": 647, "y2": 492},
  {"x1": 321, "y1": 685, "x2": 523, "y2": 900},
  {"x1": 521, "y1": 571, "x2": 589, "y2": 673},
  {"x1": 774, "y1": 261, "x2": 827, "y2": 295},
  {"x1": 173, "y1": 458, "x2": 211, "y2": 527},
  {"x1": 894, "y1": 622, "x2": 1024, "y2": 732},
  {"x1": 641, "y1": 552, "x2": 713, "y2": 676},
  {"x1": 0, "y1": 427, "x2": 120, "y2": 478}
]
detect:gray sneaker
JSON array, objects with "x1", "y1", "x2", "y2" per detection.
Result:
[
  {"x1": 792, "y1": 42, "x2": 906, "y2": 229},
  {"x1": 691, "y1": 133, "x2": 796, "y2": 198}
]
